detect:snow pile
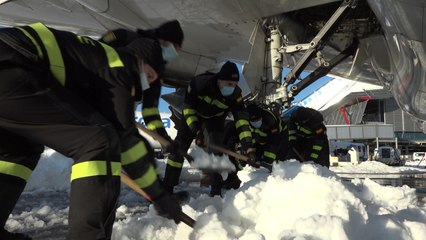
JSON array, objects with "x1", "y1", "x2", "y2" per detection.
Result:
[
  {"x1": 331, "y1": 160, "x2": 426, "y2": 174},
  {"x1": 189, "y1": 146, "x2": 236, "y2": 172},
  {"x1": 112, "y1": 160, "x2": 426, "y2": 240}
]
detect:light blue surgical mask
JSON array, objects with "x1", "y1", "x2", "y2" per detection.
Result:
[
  {"x1": 250, "y1": 119, "x2": 262, "y2": 128},
  {"x1": 220, "y1": 86, "x2": 235, "y2": 96},
  {"x1": 161, "y1": 44, "x2": 178, "y2": 61},
  {"x1": 140, "y1": 72, "x2": 150, "y2": 91}
]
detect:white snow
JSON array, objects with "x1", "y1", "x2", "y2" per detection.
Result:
[{"x1": 5, "y1": 149, "x2": 426, "y2": 240}]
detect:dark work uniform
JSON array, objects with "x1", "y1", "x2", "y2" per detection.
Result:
[
  {"x1": 287, "y1": 107, "x2": 330, "y2": 167},
  {"x1": 0, "y1": 23, "x2": 164, "y2": 239},
  {"x1": 251, "y1": 108, "x2": 288, "y2": 163},
  {"x1": 163, "y1": 73, "x2": 253, "y2": 195}
]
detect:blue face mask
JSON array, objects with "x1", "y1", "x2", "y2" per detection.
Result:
[
  {"x1": 140, "y1": 72, "x2": 150, "y2": 91},
  {"x1": 161, "y1": 44, "x2": 178, "y2": 61},
  {"x1": 220, "y1": 86, "x2": 235, "y2": 96},
  {"x1": 250, "y1": 119, "x2": 262, "y2": 129}
]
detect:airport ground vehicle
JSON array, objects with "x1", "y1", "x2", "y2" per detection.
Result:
[
  {"x1": 373, "y1": 146, "x2": 404, "y2": 166},
  {"x1": 412, "y1": 152, "x2": 425, "y2": 161}
]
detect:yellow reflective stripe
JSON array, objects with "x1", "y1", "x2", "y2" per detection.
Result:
[
  {"x1": 16, "y1": 27, "x2": 44, "y2": 59},
  {"x1": 147, "y1": 120, "x2": 164, "y2": 130},
  {"x1": 134, "y1": 165, "x2": 157, "y2": 188},
  {"x1": 186, "y1": 116, "x2": 198, "y2": 126},
  {"x1": 28, "y1": 23, "x2": 65, "y2": 85},
  {"x1": 99, "y1": 42, "x2": 124, "y2": 68},
  {"x1": 288, "y1": 130, "x2": 297, "y2": 134},
  {"x1": 254, "y1": 129, "x2": 267, "y2": 137},
  {"x1": 313, "y1": 145, "x2": 323, "y2": 151},
  {"x1": 239, "y1": 131, "x2": 252, "y2": 140},
  {"x1": 121, "y1": 141, "x2": 148, "y2": 166},
  {"x1": 211, "y1": 99, "x2": 228, "y2": 109},
  {"x1": 71, "y1": 161, "x2": 121, "y2": 181},
  {"x1": 264, "y1": 151, "x2": 276, "y2": 159},
  {"x1": 0, "y1": 160, "x2": 32, "y2": 181},
  {"x1": 235, "y1": 119, "x2": 249, "y2": 128},
  {"x1": 200, "y1": 95, "x2": 212, "y2": 103},
  {"x1": 167, "y1": 159, "x2": 183, "y2": 168},
  {"x1": 310, "y1": 153, "x2": 319, "y2": 159},
  {"x1": 289, "y1": 136, "x2": 297, "y2": 141},
  {"x1": 183, "y1": 108, "x2": 196, "y2": 116},
  {"x1": 298, "y1": 126, "x2": 312, "y2": 134},
  {"x1": 142, "y1": 107, "x2": 160, "y2": 117}
]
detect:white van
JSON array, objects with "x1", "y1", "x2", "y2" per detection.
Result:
[{"x1": 412, "y1": 152, "x2": 425, "y2": 161}]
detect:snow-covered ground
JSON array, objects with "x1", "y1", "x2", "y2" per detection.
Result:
[{"x1": 5, "y1": 148, "x2": 426, "y2": 240}]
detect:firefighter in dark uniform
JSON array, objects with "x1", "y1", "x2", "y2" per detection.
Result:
[
  {"x1": 100, "y1": 19, "x2": 184, "y2": 62},
  {"x1": 0, "y1": 23, "x2": 181, "y2": 240},
  {"x1": 247, "y1": 102, "x2": 289, "y2": 164},
  {"x1": 100, "y1": 20, "x2": 184, "y2": 150},
  {"x1": 287, "y1": 107, "x2": 330, "y2": 167},
  {"x1": 163, "y1": 61, "x2": 255, "y2": 197}
]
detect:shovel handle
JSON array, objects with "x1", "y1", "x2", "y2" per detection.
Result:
[
  {"x1": 136, "y1": 122, "x2": 194, "y2": 163},
  {"x1": 121, "y1": 171, "x2": 196, "y2": 228},
  {"x1": 207, "y1": 144, "x2": 272, "y2": 172}
]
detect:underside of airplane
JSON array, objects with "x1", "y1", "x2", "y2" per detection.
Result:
[{"x1": 1, "y1": 0, "x2": 425, "y2": 132}]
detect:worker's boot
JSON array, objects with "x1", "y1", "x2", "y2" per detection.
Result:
[
  {"x1": 222, "y1": 172, "x2": 241, "y2": 190},
  {"x1": 209, "y1": 173, "x2": 223, "y2": 197},
  {"x1": 0, "y1": 181, "x2": 26, "y2": 233}
]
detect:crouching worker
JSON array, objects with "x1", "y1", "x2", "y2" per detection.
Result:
[
  {"x1": 287, "y1": 107, "x2": 330, "y2": 167},
  {"x1": 164, "y1": 61, "x2": 255, "y2": 197},
  {"x1": 246, "y1": 102, "x2": 289, "y2": 165},
  {"x1": 0, "y1": 22, "x2": 181, "y2": 240}
]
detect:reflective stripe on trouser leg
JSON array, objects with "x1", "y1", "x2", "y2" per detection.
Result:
[{"x1": 0, "y1": 129, "x2": 44, "y2": 228}]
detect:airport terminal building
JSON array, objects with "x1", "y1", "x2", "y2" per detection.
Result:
[{"x1": 296, "y1": 75, "x2": 426, "y2": 158}]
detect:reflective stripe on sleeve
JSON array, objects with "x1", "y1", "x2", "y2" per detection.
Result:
[
  {"x1": 121, "y1": 141, "x2": 148, "y2": 166},
  {"x1": 133, "y1": 165, "x2": 157, "y2": 188}
]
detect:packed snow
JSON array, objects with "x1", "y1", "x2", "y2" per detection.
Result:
[{"x1": 5, "y1": 148, "x2": 426, "y2": 240}]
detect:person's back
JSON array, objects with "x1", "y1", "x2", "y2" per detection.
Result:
[{"x1": 0, "y1": 23, "x2": 181, "y2": 240}]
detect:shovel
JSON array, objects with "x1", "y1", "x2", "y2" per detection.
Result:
[
  {"x1": 120, "y1": 171, "x2": 196, "y2": 228},
  {"x1": 135, "y1": 123, "x2": 235, "y2": 172},
  {"x1": 206, "y1": 144, "x2": 273, "y2": 172}
]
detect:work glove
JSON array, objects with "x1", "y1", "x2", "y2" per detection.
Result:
[
  {"x1": 152, "y1": 191, "x2": 182, "y2": 223},
  {"x1": 247, "y1": 151, "x2": 260, "y2": 168},
  {"x1": 194, "y1": 129, "x2": 204, "y2": 147},
  {"x1": 164, "y1": 139, "x2": 179, "y2": 155}
]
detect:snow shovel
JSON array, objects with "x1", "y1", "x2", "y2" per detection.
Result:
[
  {"x1": 135, "y1": 123, "x2": 235, "y2": 172},
  {"x1": 206, "y1": 144, "x2": 273, "y2": 172},
  {"x1": 120, "y1": 172, "x2": 196, "y2": 228}
]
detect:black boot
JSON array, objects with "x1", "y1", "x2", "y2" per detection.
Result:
[
  {"x1": 0, "y1": 229, "x2": 32, "y2": 240},
  {"x1": 209, "y1": 173, "x2": 223, "y2": 197},
  {"x1": 222, "y1": 172, "x2": 241, "y2": 190}
]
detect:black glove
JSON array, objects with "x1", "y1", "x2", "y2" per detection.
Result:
[
  {"x1": 164, "y1": 139, "x2": 179, "y2": 155},
  {"x1": 194, "y1": 129, "x2": 204, "y2": 147},
  {"x1": 247, "y1": 151, "x2": 260, "y2": 168},
  {"x1": 152, "y1": 192, "x2": 182, "y2": 223}
]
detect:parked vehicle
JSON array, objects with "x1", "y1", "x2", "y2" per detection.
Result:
[
  {"x1": 329, "y1": 141, "x2": 368, "y2": 162},
  {"x1": 374, "y1": 146, "x2": 404, "y2": 166},
  {"x1": 412, "y1": 152, "x2": 425, "y2": 161}
]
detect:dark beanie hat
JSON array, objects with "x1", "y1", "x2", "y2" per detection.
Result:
[
  {"x1": 218, "y1": 61, "x2": 239, "y2": 81},
  {"x1": 247, "y1": 103, "x2": 262, "y2": 121},
  {"x1": 155, "y1": 20, "x2": 184, "y2": 47},
  {"x1": 126, "y1": 38, "x2": 165, "y2": 75}
]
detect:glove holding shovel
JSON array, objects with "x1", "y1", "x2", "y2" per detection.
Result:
[{"x1": 247, "y1": 150, "x2": 261, "y2": 168}]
